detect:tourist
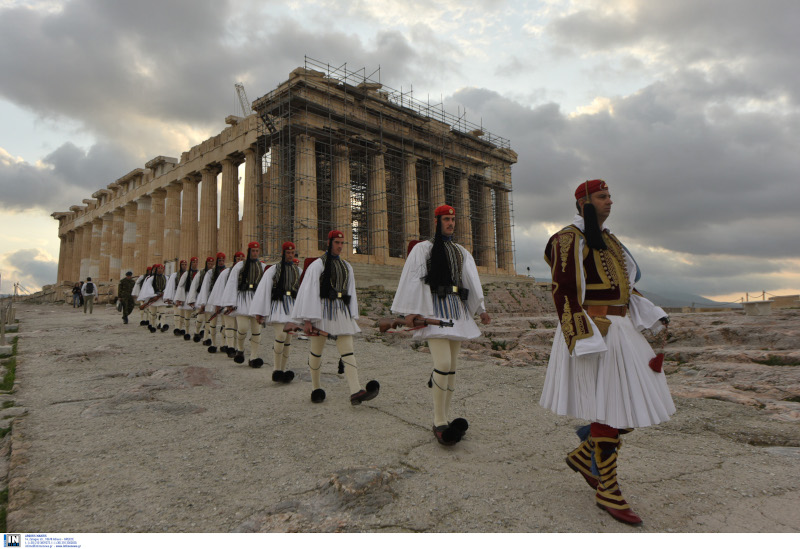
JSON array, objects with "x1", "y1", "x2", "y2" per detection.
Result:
[
  {"x1": 81, "y1": 277, "x2": 98, "y2": 314},
  {"x1": 390, "y1": 204, "x2": 490, "y2": 446},
  {"x1": 250, "y1": 241, "x2": 302, "y2": 381},
  {"x1": 71, "y1": 283, "x2": 81, "y2": 308},
  {"x1": 291, "y1": 230, "x2": 379, "y2": 405},
  {"x1": 539, "y1": 179, "x2": 674, "y2": 526}
]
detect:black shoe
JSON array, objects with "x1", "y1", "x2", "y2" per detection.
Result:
[
  {"x1": 282, "y1": 370, "x2": 295, "y2": 383},
  {"x1": 350, "y1": 380, "x2": 380, "y2": 405},
  {"x1": 249, "y1": 358, "x2": 263, "y2": 369},
  {"x1": 160, "y1": 324, "x2": 169, "y2": 332},
  {"x1": 433, "y1": 424, "x2": 461, "y2": 446},
  {"x1": 173, "y1": 328, "x2": 182, "y2": 336},
  {"x1": 220, "y1": 345, "x2": 229, "y2": 354},
  {"x1": 226, "y1": 348, "x2": 237, "y2": 358},
  {"x1": 202, "y1": 339, "x2": 212, "y2": 346},
  {"x1": 193, "y1": 334, "x2": 202, "y2": 342},
  {"x1": 123, "y1": 316, "x2": 128, "y2": 324},
  {"x1": 272, "y1": 370, "x2": 284, "y2": 382},
  {"x1": 140, "y1": 320, "x2": 147, "y2": 326},
  {"x1": 311, "y1": 389, "x2": 326, "y2": 403},
  {"x1": 208, "y1": 346, "x2": 217, "y2": 353},
  {"x1": 198, "y1": 330, "x2": 204, "y2": 339},
  {"x1": 184, "y1": 333, "x2": 192, "y2": 341},
  {"x1": 149, "y1": 326, "x2": 156, "y2": 333},
  {"x1": 234, "y1": 352, "x2": 245, "y2": 364}
]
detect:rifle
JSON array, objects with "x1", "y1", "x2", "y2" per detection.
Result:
[
  {"x1": 139, "y1": 293, "x2": 163, "y2": 310},
  {"x1": 377, "y1": 316, "x2": 454, "y2": 333},
  {"x1": 283, "y1": 322, "x2": 337, "y2": 341},
  {"x1": 206, "y1": 306, "x2": 225, "y2": 323}
]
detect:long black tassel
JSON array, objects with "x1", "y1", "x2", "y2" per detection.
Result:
[{"x1": 583, "y1": 203, "x2": 607, "y2": 250}]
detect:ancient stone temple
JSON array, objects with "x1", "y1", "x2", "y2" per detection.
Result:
[{"x1": 51, "y1": 59, "x2": 518, "y2": 290}]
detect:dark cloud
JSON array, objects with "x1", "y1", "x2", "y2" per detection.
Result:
[
  {"x1": 2, "y1": 249, "x2": 57, "y2": 292},
  {"x1": 0, "y1": 141, "x2": 139, "y2": 210}
]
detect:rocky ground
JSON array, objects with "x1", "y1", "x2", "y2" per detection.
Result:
[{"x1": 2, "y1": 284, "x2": 799, "y2": 533}]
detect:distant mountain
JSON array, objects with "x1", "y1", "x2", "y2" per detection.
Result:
[{"x1": 531, "y1": 278, "x2": 741, "y2": 309}]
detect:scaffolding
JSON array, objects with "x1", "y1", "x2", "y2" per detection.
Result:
[{"x1": 252, "y1": 57, "x2": 517, "y2": 274}]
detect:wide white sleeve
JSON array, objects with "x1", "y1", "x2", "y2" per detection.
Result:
[
  {"x1": 629, "y1": 294, "x2": 667, "y2": 334},
  {"x1": 132, "y1": 276, "x2": 143, "y2": 298},
  {"x1": 208, "y1": 270, "x2": 230, "y2": 307},
  {"x1": 291, "y1": 259, "x2": 324, "y2": 323},
  {"x1": 220, "y1": 262, "x2": 244, "y2": 307},
  {"x1": 250, "y1": 266, "x2": 276, "y2": 317},
  {"x1": 391, "y1": 242, "x2": 435, "y2": 316},
  {"x1": 187, "y1": 272, "x2": 203, "y2": 304},
  {"x1": 196, "y1": 274, "x2": 213, "y2": 306},
  {"x1": 162, "y1": 274, "x2": 177, "y2": 301},
  {"x1": 139, "y1": 277, "x2": 155, "y2": 301},
  {"x1": 174, "y1": 272, "x2": 189, "y2": 302},
  {"x1": 460, "y1": 246, "x2": 486, "y2": 316},
  {"x1": 346, "y1": 262, "x2": 359, "y2": 320}
]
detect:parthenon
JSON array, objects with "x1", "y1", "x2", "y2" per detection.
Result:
[{"x1": 51, "y1": 59, "x2": 518, "y2": 289}]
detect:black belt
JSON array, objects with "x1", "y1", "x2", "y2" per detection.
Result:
[{"x1": 433, "y1": 285, "x2": 469, "y2": 301}]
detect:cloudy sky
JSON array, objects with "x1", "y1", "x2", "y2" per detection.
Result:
[{"x1": 1, "y1": 0, "x2": 798, "y2": 302}]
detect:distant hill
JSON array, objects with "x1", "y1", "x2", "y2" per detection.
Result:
[{"x1": 531, "y1": 278, "x2": 741, "y2": 309}]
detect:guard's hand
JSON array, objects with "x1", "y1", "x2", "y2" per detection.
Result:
[
  {"x1": 304, "y1": 320, "x2": 314, "y2": 336},
  {"x1": 405, "y1": 314, "x2": 422, "y2": 328},
  {"x1": 226, "y1": 306, "x2": 236, "y2": 314},
  {"x1": 255, "y1": 315, "x2": 265, "y2": 325},
  {"x1": 480, "y1": 312, "x2": 491, "y2": 325}
]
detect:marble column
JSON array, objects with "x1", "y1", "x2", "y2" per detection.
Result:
[
  {"x1": 65, "y1": 230, "x2": 77, "y2": 282},
  {"x1": 198, "y1": 166, "x2": 220, "y2": 261},
  {"x1": 99, "y1": 213, "x2": 113, "y2": 281},
  {"x1": 134, "y1": 195, "x2": 152, "y2": 274},
  {"x1": 479, "y1": 184, "x2": 496, "y2": 269},
  {"x1": 368, "y1": 152, "x2": 389, "y2": 263},
  {"x1": 122, "y1": 202, "x2": 138, "y2": 275},
  {"x1": 57, "y1": 234, "x2": 67, "y2": 284},
  {"x1": 455, "y1": 170, "x2": 473, "y2": 252},
  {"x1": 332, "y1": 144, "x2": 352, "y2": 259},
  {"x1": 294, "y1": 135, "x2": 317, "y2": 259},
  {"x1": 495, "y1": 189, "x2": 513, "y2": 272},
  {"x1": 163, "y1": 182, "x2": 182, "y2": 266},
  {"x1": 72, "y1": 226, "x2": 84, "y2": 282},
  {"x1": 111, "y1": 208, "x2": 125, "y2": 279},
  {"x1": 431, "y1": 160, "x2": 446, "y2": 210},
  {"x1": 148, "y1": 189, "x2": 166, "y2": 270},
  {"x1": 219, "y1": 157, "x2": 242, "y2": 256},
  {"x1": 241, "y1": 147, "x2": 260, "y2": 250},
  {"x1": 79, "y1": 223, "x2": 92, "y2": 281},
  {"x1": 179, "y1": 176, "x2": 200, "y2": 263},
  {"x1": 402, "y1": 153, "x2": 420, "y2": 251},
  {"x1": 89, "y1": 218, "x2": 103, "y2": 280}
]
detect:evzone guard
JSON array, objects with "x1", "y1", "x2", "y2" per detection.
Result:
[
  {"x1": 163, "y1": 259, "x2": 188, "y2": 336},
  {"x1": 250, "y1": 241, "x2": 301, "y2": 382},
  {"x1": 391, "y1": 204, "x2": 490, "y2": 446},
  {"x1": 540, "y1": 179, "x2": 674, "y2": 525},
  {"x1": 173, "y1": 257, "x2": 199, "y2": 340},
  {"x1": 291, "y1": 230, "x2": 379, "y2": 405},
  {"x1": 195, "y1": 253, "x2": 228, "y2": 352},
  {"x1": 132, "y1": 265, "x2": 152, "y2": 327},
  {"x1": 208, "y1": 251, "x2": 245, "y2": 356},
  {"x1": 188, "y1": 257, "x2": 215, "y2": 343},
  {"x1": 139, "y1": 263, "x2": 169, "y2": 333},
  {"x1": 220, "y1": 242, "x2": 266, "y2": 367}
]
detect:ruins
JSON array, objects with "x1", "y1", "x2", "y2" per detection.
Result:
[{"x1": 50, "y1": 59, "x2": 518, "y2": 290}]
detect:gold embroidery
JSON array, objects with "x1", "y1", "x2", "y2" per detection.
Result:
[
  {"x1": 603, "y1": 233, "x2": 630, "y2": 302},
  {"x1": 558, "y1": 232, "x2": 574, "y2": 273},
  {"x1": 561, "y1": 296, "x2": 575, "y2": 339}
]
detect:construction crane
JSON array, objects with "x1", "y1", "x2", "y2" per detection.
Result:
[{"x1": 235, "y1": 82, "x2": 253, "y2": 117}]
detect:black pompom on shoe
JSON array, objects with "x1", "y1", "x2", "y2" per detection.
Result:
[
  {"x1": 449, "y1": 418, "x2": 469, "y2": 434},
  {"x1": 311, "y1": 389, "x2": 326, "y2": 403},
  {"x1": 173, "y1": 328, "x2": 181, "y2": 336},
  {"x1": 207, "y1": 346, "x2": 217, "y2": 353},
  {"x1": 234, "y1": 352, "x2": 245, "y2": 364},
  {"x1": 183, "y1": 333, "x2": 192, "y2": 341},
  {"x1": 350, "y1": 380, "x2": 380, "y2": 405},
  {"x1": 433, "y1": 425, "x2": 462, "y2": 446},
  {"x1": 282, "y1": 370, "x2": 295, "y2": 383},
  {"x1": 202, "y1": 339, "x2": 212, "y2": 346},
  {"x1": 272, "y1": 370, "x2": 284, "y2": 382},
  {"x1": 140, "y1": 320, "x2": 147, "y2": 326},
  {"x1": 193, "y1": 333, "x2": 202, "y2": 342},
  {"x1": 220, "y1": 345, "x2": 229, "y2": 354},
  {"x1": 160, "y1": 324, "x2": 169, "y2": 332},
  {"x1": 148, "y1": 325, "x2": 157, "y2": 333},
  {"x1": 249, "y1": 358, "x2": 263, "y2": 369}
]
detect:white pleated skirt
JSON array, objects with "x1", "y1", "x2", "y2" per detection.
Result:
[
  {"x1": 229, "y1": 292, "x2": 255, "y2": 317},
  {"x1": 316, "y1": 298, "x2": 360, "y2": 336},
  {"x1": 539, "y1": 314, "x2": 675, "y2": 429},
  {"x1": 268, "y1": 296, "x2": 296, "y2": 324}
]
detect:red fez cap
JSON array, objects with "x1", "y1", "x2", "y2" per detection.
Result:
[
  {"x1": 328, "y1": 230, "x2": 344, "y2": 240},
  {"x1": 190, "y1": 257, "x2": 199, "y2": 262},
  {"x1": 234, "y1": 251, "x2": 246, "y2": 258},
  {"x1": 216, "y1": 252, "x2": 226, "y2": 259},
  {"x1": 434, "y1": 204, "x2": 455, "y2": 217},
  {"x1": 179, "y1": 259, "x2": 188, "y2": 265},
  {"x1": 206, "y1": 256, "x2": 214, "y2": 263},
  {"x1": 293, "y1": 257, "x2": 299, "y2": 264},
  {"x1": 248, "y1": 241, "x2": 259, "y2": 249},
  {"x1": 574, "y1": 179, "x2": 608, "y2": 199},
  {"x1": 282, "y1": 241, "x2": 296, "y2": 251}
]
